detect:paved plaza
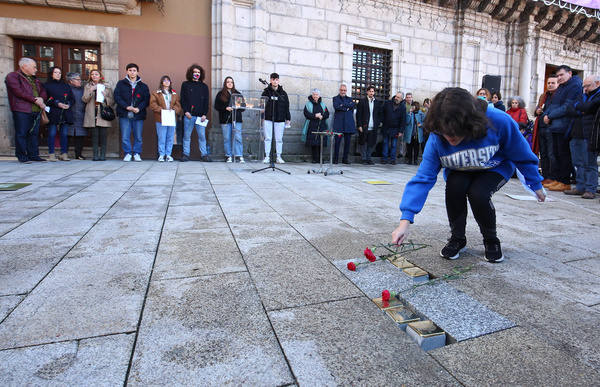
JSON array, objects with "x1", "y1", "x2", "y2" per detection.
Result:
[{"x1": 0, "y1": 159, "x2": 599, "y2": 385}]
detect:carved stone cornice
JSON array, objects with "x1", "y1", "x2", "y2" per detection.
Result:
[{"x1": 0, "y1": 0, "x2": 141, "y2": 15}]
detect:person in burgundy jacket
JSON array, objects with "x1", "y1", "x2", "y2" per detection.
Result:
[{"x1": 5, "y1": 57, "x2": 48, "y2": 163}]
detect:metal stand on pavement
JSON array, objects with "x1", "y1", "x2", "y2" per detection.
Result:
[{"x1": 307, "y1": 130, "x2": 343, "y2": 176}]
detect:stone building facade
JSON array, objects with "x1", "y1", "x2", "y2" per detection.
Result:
[{"x1": 211, "y1": 0, "x2": 600, "y2": 159}]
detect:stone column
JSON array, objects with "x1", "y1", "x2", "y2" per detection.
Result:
[{"x1": 518, "y1": 18, "x2": 536, "y2": 108}]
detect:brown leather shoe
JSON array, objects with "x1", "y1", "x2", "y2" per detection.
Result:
[
  {"x1": 548, "y1": 182, "x2": 571, "y2": 191},
  {"x1": 542, "y1": 179, "x2": 557, "y2": 188},
  {"x1": 563, "y1": 188, "x2": 584, "y2": 195},
  {"x1": 541, "y1": 178, "x2": 552, "y2": 185},
  {"x1": 582, "y1": 192, "x2": 596, "y2": 199}
]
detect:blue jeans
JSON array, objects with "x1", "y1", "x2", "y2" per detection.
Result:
[
  {"x1": 569, "y1": 138, "x2": 598, "y2": 193},
  {"x1": 47, "y1": 123, "x2": 69, "y2": 154},
  {"x1": 12, "y1": 111, "x2": 40, "y2": 162},
  {"x1": 119, "y1": 118, "x2": 144, "y2": 155},
  {"x1": 222, "y1": 122, "x2": 243, "y2": 157},
  {"x1": 382, "y1": 134, "x2": 398, "y2": 161},
  {"x1": 156, "y1": 123, "x2": 175, "y2": 157},
  {"x1": 183, "y1": 116, "x2": 207, "y2": 156}
]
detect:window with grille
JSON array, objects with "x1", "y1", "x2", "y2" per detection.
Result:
[
  {"x1": 14, "y1": 39, "x2": 101, "y2": 82},
  {"x1": 352, "y1": 45, "x2": 392, "y2": 104}
]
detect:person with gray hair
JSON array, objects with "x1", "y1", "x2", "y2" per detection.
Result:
[
  {"x1": 507, "y1": 95, "x2": 531, "y2": 147},
  {"x1": 66, "y1": 72, "x2": 87, "y2": 159},
  {"x1": 5, "y1": 57, "x2": 48, "y2": 163},
  {"x1": 302, "y1": 88, "x2": 330, "y2": 163},
  {"x1": 563, "y1": 74, "x2": 600, "y2": 199}
]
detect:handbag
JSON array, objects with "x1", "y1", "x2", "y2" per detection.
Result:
[
  {"x1": 99, "y1": 103, "x2": 115, "y2": 121},
  {"x1": 40, "y1": 109, "x2": 49, "y2": 127}
]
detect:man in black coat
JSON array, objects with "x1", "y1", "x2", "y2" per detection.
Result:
[
  {"x1": 381, "y1": 92, "x2": 406, "y2": 164},
  {"x1": 356, "y1": 86, "x2": 383, "y2": 165},
  {"x1": 564, "y1": 75, "x2": 600, "y2": 199},
  {"x1": 261, "y1": 73, "x2": 291, "y2": 163}
]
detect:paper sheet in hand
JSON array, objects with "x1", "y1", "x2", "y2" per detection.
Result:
[
  {"x1": 195, "y1": 117, "x2": 209, "y2": 127},
  {"x1": 161, "y1": 109, "x2": 176, "y2": 126},
  {"x1": 95, "y1": 84, "x2": 105, "y2": 103},
  {"x1": 505, "y1": 193, "x2": 553, "y2": 201}
]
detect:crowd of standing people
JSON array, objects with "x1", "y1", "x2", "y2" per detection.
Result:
[{"x1": 5, "y1": 59, "x2": 599, "y2": 202}]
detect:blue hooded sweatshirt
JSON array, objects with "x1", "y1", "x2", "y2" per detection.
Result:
[{"x1": 399, "y1": 105, "x2": 543, "y2": 223}]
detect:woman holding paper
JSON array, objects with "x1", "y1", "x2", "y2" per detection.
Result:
[
  {"x1": 215, "y1": 76, "x2": 245, "y2": 163},
  {"x1": 150, "y1": 75, "x2": 182, "y2": 162},
  {"x1": 391, "y1": 88, "x2": 545, "y2": 264},
  {"x1": 82, "y1": 69, "x2": 114, "y2": 161}
]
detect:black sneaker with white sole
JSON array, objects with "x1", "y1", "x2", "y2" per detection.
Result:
[
  {"x1": 440, "y1": 238, "x2": 467, "y2": 260},
  {"x1": 484, "y1": 239, "x2": 504, "y2": 263}
]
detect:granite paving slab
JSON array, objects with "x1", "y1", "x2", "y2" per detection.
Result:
[
  {"x1": 83, "y1": 180, "x2": 133, "y2": 192},
  {"x1": 127, "y1": 272, "x2": 293, "y2": 385},
  {"x1": 168, "y1": 190, "x2": 218, "y2": 206},
  {"x1": 0, "y1": 222, "x2": 19, "y2": 236},
  {"x1": 1, "y1": 208, "x2": 104, "y2": 239},
  {"x1": 0, "y1": 333, "x2": 134, "y2": 385},
  {"x1": 103, "y1": 197, "x2": 169, "y2": 219},
  {"x1": 153, "y1": 228, "x2": 245, "y2": 280},
  {"x1": 52, "y1": 190, "x2": 125, "y2": 209},
  {"x1": 333, "y1": 257, "x2": 415, "y2": 298},
  {"x1": 0, "y1": 236, "x2": 81, "y2": 295},
  {"x1": 430, "y1": 327, "x2": 600, "y2": 386},
  {"x1": 243, "y1": 241, "x2": 362, "y2": 311},
  {"x1": 566, "y1": 257, "x2": 600, "y2": 276},
  {"x1": 268, "y1": 297, "x2": 459, "y2": 386},
  {"x1": 66, "y1": 217, "x2": 163, "y2": 258},
  {"x1": 162, "y1": 204, "x2": 228, "y2": 232},
  {"x1": 0, "y1": 252, "x2": 153, "y2": 349},
  {"x1": 0, "y1": 295, "x2": 23, "y2": 321},
  {"x1": 400, "y1": 281, "x2": 515, "y2": 342}
]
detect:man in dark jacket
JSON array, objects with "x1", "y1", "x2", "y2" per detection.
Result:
[
  {"x1": 181, "y1": 64, "x2": 210, "y2": 162},
  {"x1": 5, "y1": 57, "x2": 48, "y2": 163},
  {"x1": 536, "y1": 75, "x2": 559, "y2": 185},
  {"x1": 563, "y1": 75, "x2": 600, "y2": 199},
  {"x1": 332, "y1": 83, "x2": 356, "y2": 164},
  {"x1": 114, "y1": 63, "x2": 150, "y2": 162},
  {"x1": 381, "y1": 92, "x2": 406, "y2": 164},
  {"x1": 356, "y1": 86, "x2": 383, "y2": 165},
  {"x1": 543, "y1": 65, "x2": 583, "y2": 191},
  {"x1": 261, "y1": 73, "x2": 290, "y2": 164}
]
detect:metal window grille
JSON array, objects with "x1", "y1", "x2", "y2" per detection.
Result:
[{"x1": 352, "y1": 45, "x2": 392, "y2": 103}]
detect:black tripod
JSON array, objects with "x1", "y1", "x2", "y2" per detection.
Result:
[{"x1": 252, "y1": 80, "x2": 290, "y2": 174}]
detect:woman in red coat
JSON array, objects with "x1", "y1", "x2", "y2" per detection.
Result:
[{"x1": 507, "y1": 96, "x2": 531, "y2": 148}]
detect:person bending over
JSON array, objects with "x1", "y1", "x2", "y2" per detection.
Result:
[{"x1": 391, "y1": 87, "x2": 545, "y2": 263}]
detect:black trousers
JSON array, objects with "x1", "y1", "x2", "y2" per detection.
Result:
[
  {"x1": 406, "y1": 136, "x2": 420, "y2": 164},
  {"x1": 311, "y1": 145, "x2": 320, "y2": 162},
  {"x1": 445, "y1": 170, "x2": 506, "y2": 242},
  {"x1": 551, "y1": 133, "x2": 572, "y2": 184},
  {"x1": 91, "y1": 126, "x2": 107, "y2": 159},
  {"x1": 334, "y1": 133, "x2": 352, "y2": 162},
  {"x1": 71, "y1": 136, "x2": 85, "y2": 158}
]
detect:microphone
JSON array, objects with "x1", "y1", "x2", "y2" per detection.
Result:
[{"x1": 259, "y1": 78, "x2": 268, "y2": 85}]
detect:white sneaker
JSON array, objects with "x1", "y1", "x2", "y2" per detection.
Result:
[
  {"x1": 262, "y1": 156, "x2": 270, "y2": 164},
  {"x1": 158, "y1": 155, "x2": 165, "y2": 162},
  {"x1": 226, "y1": 156, "x2": 233, "y2": 163},
  {"x1": 123, "y1": 154, "x2": 132, "y2": 162},
  {"x1": 166, "y1": 155, "x2": 174, "y2": 162},
  {"x1": 276, "y1": 156, "x2": 285, "y2": 164},
  {"x1": 238, "y1": 157, "x2": 245, "y2": 164},
  {"x1": 133, "y1": 154, "x2": 142, "y2": 162}
]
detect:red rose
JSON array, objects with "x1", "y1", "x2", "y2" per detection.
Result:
[
  {"x1": 347, "y1": 262, "x2": 356, "y2": 271},
  {"x1": 382, "y1": 290, "x2": 390, "y2": 302},
  {"x1": 136, "y1": 94, "x2": 140, "y2": 98},
  {"x1": 364, "y1": 247, "x2": 376, "y2": 262}
]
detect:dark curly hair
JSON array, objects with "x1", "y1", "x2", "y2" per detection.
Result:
[
  {"x1": 185, "y1": 64, "x2": 205, "y2": 82},
  {"x1": 424, "y1": 87, "x2": 488, "y2": 141}
]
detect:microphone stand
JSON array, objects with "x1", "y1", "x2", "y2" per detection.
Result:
[{"x1": 252, "y1": 80, "x2": 290, "y2": 174}]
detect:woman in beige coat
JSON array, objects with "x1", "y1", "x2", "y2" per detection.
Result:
[
  {"x1": 149, "y1": 75, "x2": 182, "y2": 162},
  {"x1": 82, "y1": 69, "x2": 114, "y2": 161}
]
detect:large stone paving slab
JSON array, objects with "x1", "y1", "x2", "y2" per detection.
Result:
[
  {"x1": 153, "y1": 228, "x2": 245, "y2": 280},
  {"x1": 67, "y1": 216, "x2": 164, "y2": 258},
  {"x1": 0, "y1": 333, "x2": 134, "y2": 385},
  {"x1": 268, "y1": 297, "x2": 459, "y2": 385},
  {"x1": 431, "y1": 327, "x2": 600, "y2": 386},
  {"x1": 127, "y1": 273, "x2": 293, "y2": 385},
  {"x1": 0, "y1": 295, "x2": 23, "y2": 321},
  {"x1": 1, "y1": 208, "x2": 105, "y2": 239},
  {"x1": 243, "y1": 241, "x2": 362, "y2": 311},
  {"x1": 162, "y1": 204, "x2": 228, "y2": 232},
  {"x1": 0, "y1": 253, "x2": 153, "y2": 349},
  {"x1": 0, "y1": 236, "x2": 81, "y2": 295}
]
